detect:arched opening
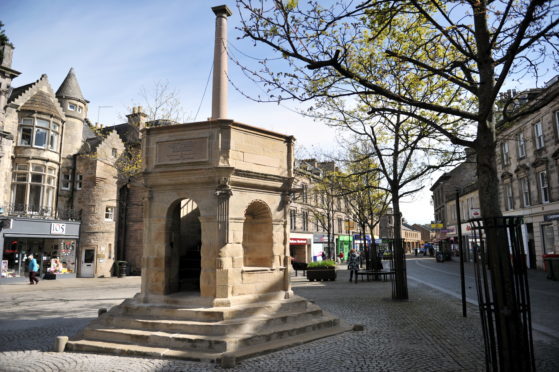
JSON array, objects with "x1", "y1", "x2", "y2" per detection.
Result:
[
  {"x1": 243, "y1": 201, "x2": 273, "y2": 267},
  {"x1": 166, "y1": 198, "x2": 201, "y2": 293}
]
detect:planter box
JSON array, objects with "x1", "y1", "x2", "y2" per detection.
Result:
[{"x1": 306, "y1": 267, "x2": 336, "y2": 281}]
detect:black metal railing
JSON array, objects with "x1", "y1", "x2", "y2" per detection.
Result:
[
  {"x1": 469, "y1": 217, "x2": 535, "y2": 372},
  {"x1": 1, "y1": 203, "x2": 81, "y2": 221}
]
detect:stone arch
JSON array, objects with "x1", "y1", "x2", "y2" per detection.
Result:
[
  {"x1": 165, "y1": 197, "x2": 202, "y2": 293},
  {"x1": 242, "y1": 200, "x2": 273, "y2": 267}
]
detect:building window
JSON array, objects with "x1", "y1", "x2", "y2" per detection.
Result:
[
  {"x1": 520, "y1": 177, "x2": 531, "y2": 207},
  {"x1": 555, "y1": 111, "x2": 559, "y2": 140},
  {"x1": 314, "y1": 217, "x2": 320, "y2": 232},
  {"x1": 75, "y1": 174, "x2": 83, "y2": 190},
  {"x1": 68, "y1": 103, "x2": 77, "y2": 111},
  {"x1": 61, "y1": 173, "x2": 72, "y2": 190},
  {"x1": 112, "y1": 148, "x2": 118, "y2": 157},
  {"x1": 504, "y1": 183, "x2": 514, "y2": 210},
  {"x1": 77, "y1": 106, "x2": 83, "y2": 113},
  {"x1": 538, "y1": 170, "x2": 549, "y2": 204},
  {"x1": 289, "y1": 209, "x2": 297, "y2": 231},
  {"x1": 18, "y1": 117, "x2": 60, "y2": 151},
  {"x1": 302, "y1": 210, "x2": 309, "y2": 231},
  {"x1": 337, "y1": 217, "x2": 343, "y2": 233},
  {"x1": 105, "y1": 206, "x2": 115, "y2": 221},
  {"x1": 541, "y1": 224, "x2": 555, "y2": 254},
  {"x1": 534, "y1": 121, "x2": 544, "y2": 150},
  {"x1": 516, "y1": 132, "x2": 526, "y2": 159},
  {"x1": 302, "y1": 184, "x2": 308, "y2": 203},
  {"x1": 11, "y1": 163, "x2": 56, "y2": 214},
  {"x1": 501, "y1": 142, "x2": 510, "y2": 166}
]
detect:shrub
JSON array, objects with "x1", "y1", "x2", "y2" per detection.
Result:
[{"x1": 307, "y1": 259, "x2": 336, "y2": 269}]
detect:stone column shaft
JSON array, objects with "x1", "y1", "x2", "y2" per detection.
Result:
[{"x1": 211, "y1": 5, "x2": 233, "y2": 120}]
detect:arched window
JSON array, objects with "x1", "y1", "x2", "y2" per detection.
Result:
[{"x1": 243, "y1": 201, "x2": 273, "y2": 267}]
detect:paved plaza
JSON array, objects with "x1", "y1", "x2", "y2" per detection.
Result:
[{"x1": 0, "y1": 268, "x2": 558, "y2": 371}]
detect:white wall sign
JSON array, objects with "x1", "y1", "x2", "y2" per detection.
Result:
[{"x1": 51, "y1": 223, "x2": 66, "y2": 235}]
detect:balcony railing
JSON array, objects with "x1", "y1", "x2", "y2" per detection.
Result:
[{"x1": 0, "y1": 203, "x2": 81, "y2": 221}]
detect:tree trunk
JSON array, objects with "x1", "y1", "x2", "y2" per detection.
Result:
[
  {"x1": 391, "y1": 193, "x2": 408, "y2": 300},
  {"x1": 476, "y1": 124, "x2": 530, "y2": 371}
]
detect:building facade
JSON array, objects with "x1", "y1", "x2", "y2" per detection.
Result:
[
  {"x1": 0, "y1": 43, "x2": 125, "y2": 280},
  {"x1": 289, "y1": 159, "x2": 357, "y2": 262},
  {"x1": 496, "y1": 77, "x2": 559, "y2": 269}
]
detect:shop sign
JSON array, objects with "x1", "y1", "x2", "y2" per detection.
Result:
[
  {"x1": 353, "y1": 234, "x2": 372, "y2": 243},
  {"x1": 51, "y1": 223, "x2": 66, "y2": 235},
  {"x1": 544, "y1": 213, "x2": 559, "y2": 222},
  {"x1": 289, "y1": 238, "x2": 308, "y2": 245},
  {"x1": 313, "y1": 234, "x2": 329, "y2": 243},
  {"x1": 430, "y1": 223, "x2": 443, "y2": 229},
  {"x1": 469, "y1": 208, "x2": 481, "y2": 219}
]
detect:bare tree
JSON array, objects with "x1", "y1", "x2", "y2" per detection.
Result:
[{"x1": 134, "y1": 79, "x2": 187, "y2": 123}]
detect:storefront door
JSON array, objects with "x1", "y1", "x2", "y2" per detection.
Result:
[{"x1": 81, "y1": 248, "x2": 95, "y2": 278}]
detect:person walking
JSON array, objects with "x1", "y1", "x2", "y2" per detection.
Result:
[
  {"x1": 347, "y1": 249, "x2": 359, "y2": 283},
  {"x1": 28, "y1": 254, "x2": 39, "y2": 285}
]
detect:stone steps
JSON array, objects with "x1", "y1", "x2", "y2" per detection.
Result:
[
  {"x1": 66, "y1": 295, "x2": 352, "y2": 362},
  {"x1": 103, "y1": 306, "x2": 324, "y2": 336},
  {"x1": 121, "y1": 296, "x2": 309, "y2": 322},
  {"x1": 67, "y1": 320, "x2": 350, "y2": 362}
]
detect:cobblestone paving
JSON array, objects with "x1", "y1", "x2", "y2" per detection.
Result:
[{"x1": 0, "y1": 272, "x2": 558, "y2": 371}]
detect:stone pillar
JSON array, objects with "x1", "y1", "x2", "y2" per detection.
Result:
[{"x1": 211, "y1": 5, "x2": 233, "y2": 120}]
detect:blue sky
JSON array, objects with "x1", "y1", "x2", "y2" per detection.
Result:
[{"x1": 1, "y1": 0, "x2": 338, "y2": 141}]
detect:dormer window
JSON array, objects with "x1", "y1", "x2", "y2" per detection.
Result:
[{"x1": 68, "y1": 103, "x2": 77, "y2": 111}]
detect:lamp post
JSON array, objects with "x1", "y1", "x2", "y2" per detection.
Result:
[{"x1": 455, "y1": 191, "x2": 467, "y2": 317}]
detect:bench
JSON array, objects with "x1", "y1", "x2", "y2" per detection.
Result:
[
  {"x1": 356, "y1": 270, "x2": 395, "y2": 282},
  {"x1": 291, "y1": 261, "x2": 308, "y2": 276}
]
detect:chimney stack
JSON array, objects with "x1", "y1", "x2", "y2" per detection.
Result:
[{"x1": 211, "y1": 5, "x2": 232, "y2": 120}]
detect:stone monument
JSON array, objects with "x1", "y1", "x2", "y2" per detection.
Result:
[{"x1": 66, "y1": 5, "x2": 350, "y2": 363}]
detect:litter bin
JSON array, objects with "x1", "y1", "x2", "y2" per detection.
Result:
[
  {"x1": 117, "y1": 261, "x2": 128, "y2": 278},
  {"x1": 543, "y1": 256, "x2": 559, "y2": 281},
  {"x1": 543, "y1": 254, "x2": 559, "y2": 274}
]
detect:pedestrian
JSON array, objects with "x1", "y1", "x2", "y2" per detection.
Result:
[
  {"x1": 338, "y1": 251, "x2": 344, "y2": 263},
  {"x1": 347, "y1": 249, "x2": 359, "y2": 283},
  {"x1": 28, "y1": 254, "x2": 39, "y2": 285},
  {"x1": 321, "y1": 251, "x2": 326, "y2": 261}
]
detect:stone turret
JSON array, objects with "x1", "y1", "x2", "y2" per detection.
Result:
[{"x1": 57, "y1": 68, "x2": 87, "y2": 157}]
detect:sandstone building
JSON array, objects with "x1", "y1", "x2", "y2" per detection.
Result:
[
  {"x1": 0, "y1": 42, "x2": 125, "y2": 279},
  {"x1": 496, "y1": 77, "x2": 559, "y2": 269}
]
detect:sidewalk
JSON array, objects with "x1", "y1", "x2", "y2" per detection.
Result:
[{"x1": 0, "y1": 270, "x2": 557, "y2": 371}]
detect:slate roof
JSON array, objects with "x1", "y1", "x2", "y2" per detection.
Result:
[
  {"x1": 8, "y1": 81, "x2": 35, "y2": 103},
  {"x1": 102, "y1": 123, "x2": 140, "y2": 145},
  {"x1": 20, "y1": 90, "x2": 63, "y2": 119},
  {"x1": 56, "y1": 68, "x2": 87, "y2": 103}
]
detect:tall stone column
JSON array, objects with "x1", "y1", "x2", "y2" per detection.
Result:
[{"x1": 211, "y1": 5, "x2": 232, "y2": 120}]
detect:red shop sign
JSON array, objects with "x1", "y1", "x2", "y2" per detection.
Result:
[{"x1": 289, "y1": 238, "x2": 308, "y2": 245}]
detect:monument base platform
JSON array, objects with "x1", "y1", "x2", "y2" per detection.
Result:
[{"x1": 65, "y1": 293, "x2": 351, "y2": 363}]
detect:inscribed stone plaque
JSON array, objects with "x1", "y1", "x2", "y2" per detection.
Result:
[{"x1": 156, "y1": 137, "x2": 209, "y2": 165}]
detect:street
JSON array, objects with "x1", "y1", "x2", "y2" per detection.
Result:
[{"x1": 406, "y1": 255, "x2": 559, "y2": 343}]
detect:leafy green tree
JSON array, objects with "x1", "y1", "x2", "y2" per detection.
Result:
[{"x1": 237, "y1": 1, "x2": 558, "y2": 367}]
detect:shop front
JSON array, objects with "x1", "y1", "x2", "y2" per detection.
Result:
[
  {"x1": 353, "y1": 234, "x2": 372, "y2": 252},
  {"x1": 0, "y1": 218, "x2": 80, "y2": 280},
  {"x1": 312, "y1": 233, "x2": 333, "y2": 261},
  {"x1": 289, "y1": 233, "x2": 312, "y2": 263},
  {"x1": 336, "y1": 235, "x2": 352, "y2": 261}
]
